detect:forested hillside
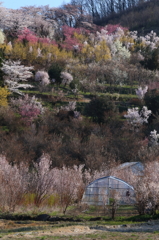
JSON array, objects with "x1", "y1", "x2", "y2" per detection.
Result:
[
  {"x1": 94, "y1": 0, "x2": 159, "y2": 34},
  {"x1": 0, "y1": 1, "x2": 159, "y2": 213},
  {"x1": 71, "y1": 0, "x2": 159, "y2": 34}
]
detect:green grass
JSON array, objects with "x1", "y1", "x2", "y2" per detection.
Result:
[{"x1": 31, "y1": 232, "x2": 159, "y2": 240}]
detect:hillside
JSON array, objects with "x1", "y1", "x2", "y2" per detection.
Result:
[
  {"x1": 94, "y1": 0, "x2": 159, "y2": 34},
  {"x1": 0, "y1": 2, "x2": 159, "y2": 215}
]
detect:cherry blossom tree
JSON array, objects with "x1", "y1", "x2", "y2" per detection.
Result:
[
  {"x1": 61, "y1": 71, "x2": 73, "y2": 86},
  {"x1": 149, "y1": 130, "x2": 159, "y2": 146},
  {"x1": 17, "y1": 27, "x2": 38, "y2": 43},
  {"x1": 2, "y1": 60, "x2": 34, "y2": 95},
  {"x1": 0, "y1": 8, "x2": 33, "y2": 36},
  {"x1": 124, "y1": 106, "x2": 151, "y2": 127},
  {"x1": 35, "y1": 71, "x2": 50, "y2": 86},
  {"x1": 11, "y1": 94, "x2": 44, "y2": 125},
  {"x1": 129, "y1": 161, "x2": 159, "y2": 215},
  {"x1": 27, "y1": 154, "x2": 56, "y2": 207},
  {"x1": 135, "y1": 86, "x2": 148, "y2": 99},
  {"x1": 54, "y1": 165, "x2": 84, "y2": 214},
  {"x1": 0, "y1": 155, "x2": 27, "y2": 212}
]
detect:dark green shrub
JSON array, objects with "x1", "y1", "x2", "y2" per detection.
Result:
[
  {"x1": 144, "y1": 89, "x2": 159, "y2": 115},
  {"x1": 48, "y1": 63, "x2": 63, "y2": 85},
  {"x1": 84, "y1": 96, "x2": 117, "y2": 124},
  {"x1": 140, "y1": 47, "x2": 159, "y2": 70}
]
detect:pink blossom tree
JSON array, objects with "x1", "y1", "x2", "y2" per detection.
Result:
[
  {"x1": 17, "y1": 27, "x2": 38, "y2": 44},
  {"x1": 17, "y1": 27, "x2": 57, "y2": 45},
  {"x1": 11, "y1": 94, "x2": 44, "y2": 125},
  {"x1": 105, "y1": 24, "x2": 128, "y2": 35},
  {"x1": 60, "y1": 25, "x2": 89, "y2": 51}
]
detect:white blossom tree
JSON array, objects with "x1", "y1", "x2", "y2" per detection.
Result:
[
  {"x1": 135, "y1": 86, "x2": 148, "y2": 99},
  {"x1": 0, "y1": 155, "x2": 27, "y2": 212},
  {"x1": 124, "y1": 106, "x2": 151, "y2": 127},
  {"x1": 54, "y1": 165, "x2": 84, "y2": 214},
  {"x1": 0, "y1": 4, "x2": 57, "y2": 39},
  {"x1": 130, "y1": 161, "x2": 159, "y2": 215},
  {"x1": 35, "y1": 71, "x2": 50, "y2": 86},
  {"x1": 61, "y1": 71, "x2": 73, "y2": 86},
  {"x1": 27, "y1": 154, "x2": 56, "y2": 207},
  {"x1": 2, "y1": 60, "x2": 34, "y2": 95},
  {"x1": 59, "y1": 101, "x2": 81, "y2": 119},
  {"x1": 149, "y1": 130, "x2": 159, "y2": 146}
]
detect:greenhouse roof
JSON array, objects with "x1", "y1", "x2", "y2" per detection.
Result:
[
  {"x1": 116, "y1": 162, "x2": 143, "y2": 171},
  {"x1": 87, "y1": 175, "x2": 134, "y2": 190}
]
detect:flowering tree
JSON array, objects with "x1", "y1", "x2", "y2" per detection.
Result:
[
  {"x1": 27, "y1": 154, "x2": 55, "y2": 207},
  {"x1": 105, "y1": 24, "x2": 128, "y2": 35},
  {"x1": 59, "y1": 101, "x2": 80, "y2": 119},
  {"x1": 129, "y1": 161, "x2": 159, "y2": 215},
  {"x1": 17, "y1": 27, "x2": 38, "y2": 44},
  {"x1": 17, "y1": 27, "x2": 57, "y2": 45},
  {"x1": 61, "y1": 101, "x2": 76, "y2": 111},
  {"x1": 135, "y1": 86, "x2": 148, "y2": 99},
  {"x1": 54, "y1": 165, "x2": 84, "y2": 214},
  {"x1": 0, "y1": 4, "x2": 56, "y2": 39},
  {"x1": 11, "y1": 94, "x2": 44, "y2": 125},
  {"x1": 0, "y1": 155, "x2": 27, "y2": 212},
  {"x1": 2, "y1": 60, "x2": 34, "y2": 95},
  {"x1": 124, "y1": 106, "x2": 151, "y2": 127},
  {"x1": 0, "y1": 87, "x2": 10, "y2": 106},
  {"x1": 60, "y1": 25, "x2": 90, "y2": 51},
  {"x1": 149, "y1": 130, "x2": 159, "y2": 146},
  {"x1": 0, "y1": 8, "x2": 33, "y2": 36},
  {"x1": 35, "y1": 71, "x2": 50, "y2": 86},
  {"x1": 61, "y1": 71, "x2": 73, "y2": 86},
  {"x1": 112, "y1": 39, "x2": 131, "y2": 60}
]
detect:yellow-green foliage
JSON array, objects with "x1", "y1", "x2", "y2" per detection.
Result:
[
  {"x1": 22, "y1": 193, "x2": 59, "y2": 207},
  {"x1": 120, "y1": 35, "x2": 135, "y2": 51},
  {"x1": 0, "y1": 87, "x2": 10, "y2": 106},
  {"x1": 81, "y1": 40, "x2": 111, "y2": 63},
  {"x1": 133, "y1": 41, "x2": 147, "y2": 52},
  {"x1": 0, "y1": 43, "x2": 12, "y2": 54},
  {"x1": 94, "y1": 40, "x2": 111, "y2": 62},
  {"x1": 73, "y1": 32, "x2": 88, "y2": 43},
  {"x1": 120, "y1": 32, "x2": 147, "y2": 52},
  {"x1": 81, "y1": 43, "x2": 94, "y2": 60},
  {"x1": 7, "y1": 41, "x2": 73, "y2": 68},
  {"x1": 45, "y1": 194, "x2": 59, "y2": 207},
  {"x1": 66, "y1": 61, "x2": 87, "y2": 81}
]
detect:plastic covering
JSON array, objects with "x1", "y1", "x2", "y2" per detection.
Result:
[{"x1": 82, "y1": 176, "x2": 135, "y2": 205}]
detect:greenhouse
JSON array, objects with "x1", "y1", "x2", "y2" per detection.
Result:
[{"x1": 82, "y1": 176, "x2": 135, "y2": 205}]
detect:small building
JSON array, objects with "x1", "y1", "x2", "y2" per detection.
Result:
[
  {"x1": 115, "y1": 162, "x2": 144, "y2": 176},
  {"x1": 82, "y1": 176, "x2": 135, "y2": 205}
]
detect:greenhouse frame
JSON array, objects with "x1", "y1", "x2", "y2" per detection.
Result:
[{"x1": 82, "y1": 176, "x2": 135, "y2": 205}]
